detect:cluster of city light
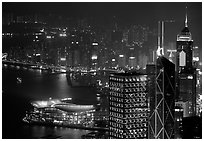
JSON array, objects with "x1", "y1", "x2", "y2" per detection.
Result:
[
  {"x1": 91, "y1": 55, "x2": 98, "y2": 60},
  {"x1": 25, "y1": 102, "x2": 95, "y2": 127},
  {"x1": 46, "y1": 35, "x2": 54, "y2": 39},
  {"x1": 2, "y1": 33, "x2": 13, "y2": 36},
  {"x1": 60, "y1": 57, "x2": 66, "y2": 61},
  {"x1": 59, "y1": 33, "x2": 67, "y2": 37}
]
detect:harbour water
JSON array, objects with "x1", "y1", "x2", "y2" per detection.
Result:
[{"x1": 2, "y1": 65, "x2": 97, "y2": 139}]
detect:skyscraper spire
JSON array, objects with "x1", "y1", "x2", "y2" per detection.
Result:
[{"x1": 185, "y1": 5, "x2": 188, "y2": 27}]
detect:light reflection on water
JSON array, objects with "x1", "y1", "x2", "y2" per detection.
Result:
[{"x1": 2, "y1": 66, "x2": 97, "y2": 139}]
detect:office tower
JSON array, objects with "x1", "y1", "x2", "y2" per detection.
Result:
[
  {"x1": 176, "y1": 9, "x2": 196, "y2": 117},
  {"x1": 109, "y1": 72, "x2": 148, "y2": 139},
  {"x1": 118, "y1": 54, "x2": 126, "y2": 68},
  {"x1": 147, "y1": 56, "x2": 175, "y2": 139},
  {"x1": 192, "y1": 46, "x2": 200, "y2": 67},
  {"x1": 174, "y1": 106, "x2": 184, "y2": 139}
]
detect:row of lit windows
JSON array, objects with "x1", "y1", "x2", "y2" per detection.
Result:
[
  {"x1": 110, "y1": 92, "x2": 123, "y2": 97},
  {"x1": 110, "y1": 96, "x2": 123, "y2": 103},
  {"x1": 110, "y1": 107, "x2": 123, "y2": 113},
  {"x1": 125, "y1": 128, "x2": 147, "y2": 134},
  {"x1": 109, "y1": 82, "x2": 123, "y2": 88},
  {"x1": 109, "y1": 77, "x2": 123, "y2": 82},
  {"x1": 127, "y1": 135, "x2": 146, "y2": 139},
  {"x1": 124, "y1": 87, "x2": 146, "y2": 93},
  {"x1": 110, "y1": 81, "x2": 147, "y2": 88},
  {"x1": 110, "y1": 127, "x2": 123, "y2": 133},
  {"x1": 123, "y1": 133, "x2": 146, "y2": 139},
  {"x1": 124, "y1": 108, "x2": 148, "y2": 113},
  {"x1": 124, "y1": 93, "x2": 147, "y2": 98},
  {"x1": 123, "y1": 82, "x2": 147, "y2": 88},
  {"x1": 124, "y1": 98, "x2": 147, "y2": 103},
  {"x1": 110, "y1": 117, "x2": 123, "y2": 124},
  {"x1": 125, "y1": 117, "x2": 147, "y2": 124},
  {"x1": 125, "y1": 123, "x2": 147, "y2": 129},
  {"x1": 110, "y1": 76, "x2": 147, "y2": 82},
  {"x1": 110, "y1": 101, "x2": 123, "y2": 108},
  {"x1": 109, "y1": 87, "x2": 122, "y2": 92},
  {"x1": 124, "y1": 131, "x2": 147, "y2": 138},
  {"x1": 110, "y1": 122, "x2": 123, "y2": 128},
  {"x1": 110, "y1": 112, "x2": 123, "y2": 118},
  {"x1": 124, "y1": 103, "x2": 147, "y2": 108},
  {"x1": 125, "y1": 113, "x2": 147, "y2": 118},
  {"x1": 124, "y1": 77, "x2": 147, "y2": 82}
]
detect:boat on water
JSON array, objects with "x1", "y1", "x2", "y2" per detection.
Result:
[{"x1": 17, "y1": 77, "x2": 22, "y2": 84}]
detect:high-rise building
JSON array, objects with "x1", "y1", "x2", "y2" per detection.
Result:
[
  {"x1": 176, "y1": 9, "x2": 196, "y2": 117},
  {"x1": 147, "y1": 56, "x2": 175, "y2": 139},
  {"x1": 174, "y1": 105, "x2": 184, "y2": 139},
  {"x1": 118, "y1": 54, "x2": 126, "y2": 68},
  {"x1": 109, "y1": 72, "x2": 148, "y2": 139}
]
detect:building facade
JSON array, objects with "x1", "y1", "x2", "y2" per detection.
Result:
[
  {"x1": 147, "y1": 56, "x2": 175, "y2": 139},
  {"x1": 109, "y1": 72, "x2": 148, "y2": 139},
  {"x1": 176, "y1": 13, "x2": 196, "y2": 117}
]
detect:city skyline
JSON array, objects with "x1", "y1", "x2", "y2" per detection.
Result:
[
  {"x1": 3, "y1": 2, "x2": 202, "y2": 49},
  {"x1": 2, "y1": 2, "x2": 202, "y2": 139}
]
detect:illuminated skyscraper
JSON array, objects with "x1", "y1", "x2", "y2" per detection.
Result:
[
  {"x1": 147, "y1": 56, "x2": 175, "y2": 139},
  {"x1": 176, "y1": 8, "x2": 196, "y2": 117},
  {"x1": 109, "y1": 72, "x2": 148, "y2": 139}
]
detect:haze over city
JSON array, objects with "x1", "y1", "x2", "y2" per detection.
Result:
[{"x1": 2, "y1": 2, "x2": 202, "y2": 139}]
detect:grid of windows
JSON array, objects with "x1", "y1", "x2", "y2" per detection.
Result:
[{"x1": 109, "y1": 73, "x2": 148, "y2": 139}]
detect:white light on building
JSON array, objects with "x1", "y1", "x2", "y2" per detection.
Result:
[
  {"x1": 193, "y1": 57, "x2": 199, "y2": 61},
  {"x1": 40, "y1": 29, "x2": 44, "y2": 32},
  {"x1": 59, "y1": 33, "x2": 67, "y2": 37},
  {"x1": 179, "y1": 51, "x2": 186, "y2": 66},
  {"x1": 91, "y1": 55, "x2": 97, "y2": 60},
  {"x1": 92, "y1": 42, "x2": 98, "y2": 46},
  {"x1": 129, "y1": 56, "x2": 135, "y2": 59},
  {"x1": 46, "y1": 36, "x2": 52, "y2": 39},
  {"x1": 60, "y1": 58, "x2": 66, "y2": 61},
  {"x1": 187, "y1": 75, "x2": 193, "y2": 79}
]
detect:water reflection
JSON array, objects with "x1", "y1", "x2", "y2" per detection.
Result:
[{"x1": 2, "y1": 66, "x2": 96, "y2": 138}]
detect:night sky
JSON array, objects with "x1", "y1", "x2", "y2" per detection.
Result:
[{"x1": 2, "y1": 2, "x2": 202, "y2": 49}]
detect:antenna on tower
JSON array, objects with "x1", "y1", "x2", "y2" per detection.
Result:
[
  {"x1": 185, "y1": 5, "x2": 188, "y2": 27},
  {"x1": 156, "y1": 21, "x2": 164, "y2": 57}
]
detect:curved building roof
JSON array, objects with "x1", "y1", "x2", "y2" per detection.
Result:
[
  {"x1": 31, "y1": 99, "x2": 61, "y2": 108},
  {"x1": 54, "y1": 103, "x2": 95, "y2": 112},
  {"x1": 31, "y1": 99, "x2": 95, "y2": 112}
]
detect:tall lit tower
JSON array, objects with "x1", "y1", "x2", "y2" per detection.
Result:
[
  {"x1": 147, "y1": 57, "x2": 175, "y2": 139},
  {"x1": 109, "y1": 72, "x2": 148, "y2": 139},
  {"x1": 156, "y1": 21, "x2": 164, "y2": 57},
  {"x1": 176, "y1": 6, "x2": 196, "y2": 117}
]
